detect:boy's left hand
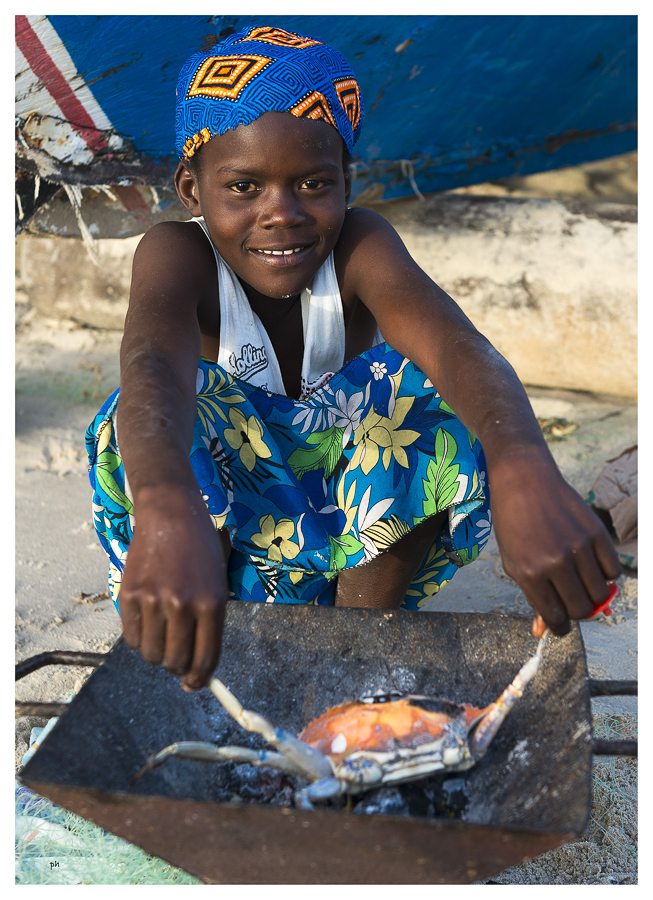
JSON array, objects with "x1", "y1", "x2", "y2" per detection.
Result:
[{"x1": 488, "y1": 449, "x2": 622, "y2": 636}]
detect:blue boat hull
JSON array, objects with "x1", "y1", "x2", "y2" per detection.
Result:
[{"x1": 16, "y1": 14, "x2": 637, "y2": 203}]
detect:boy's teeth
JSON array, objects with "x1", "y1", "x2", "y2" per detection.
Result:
[{"x1": 259, "y1": 248, "x2": 303, "y2": 255}]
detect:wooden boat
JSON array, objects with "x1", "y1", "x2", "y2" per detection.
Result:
[{"x1": 16, "y1": 14, "x2": 637, "y2": 236}]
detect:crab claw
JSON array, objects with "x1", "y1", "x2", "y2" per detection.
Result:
[
  {"x1": 469, "y1": 630, "x2": 548, "y2": 759},
  {"x1": 209, "y1": 678, "x2": 333, "y2": 781},
  {"x1": 295, "y1": 776, "x2": 342, "y2": 810}
]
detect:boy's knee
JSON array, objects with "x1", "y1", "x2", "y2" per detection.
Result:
[{"x1": 335, "y1": 511, "x2": 447, "y2": 608}]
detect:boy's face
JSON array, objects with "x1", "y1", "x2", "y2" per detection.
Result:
[{"x1": 175, "y1": 112, "x2": 351, "y2": 302}]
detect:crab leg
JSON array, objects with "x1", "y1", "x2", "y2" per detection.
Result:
[
  {"x1": 209, "y1": 678, "x2": 333, "y2": 781},
  {"x1": 470, "y1": 630, "x2": 548, "y2": 759},
  {"x1": 132, "y1": 741, "x2": 307, "y2": 785},
  {"x1": 294, "y1": 777, "x2": 343, "y2": 810}
]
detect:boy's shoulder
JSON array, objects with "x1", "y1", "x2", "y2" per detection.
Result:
[
  {"x1": 335, "y1": 206, "x2": 410, "y2": 294},
  {"x1": 134, "y1": 219, "x2": 216, "y2": 283},
  {"x1": 340, "y1": 205, "x2": 392, "y2": 237},
  {"x1": 130, "y1": 218, "x2": 218, "y2": 311},
  {"x1": 136, "y1": 218, "x2": 214, "y2": 263},
  {"x1": 337, "y1": 206, "x2": 405, "y2": 257}
]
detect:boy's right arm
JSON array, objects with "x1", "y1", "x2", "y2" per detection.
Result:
[{"x1": 116, "y1": 221, "x2": 228, "y2": 691}]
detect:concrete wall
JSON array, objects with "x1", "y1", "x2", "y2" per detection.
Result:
[
  {"x1": 372, "y1": 194, "x2": 637, "y2": 398},
  {"x1": 16, "y1": 193, "x2": 637, "y2": 397},
  {"x1": 17, "y1": 233, "x2": 140, "y2": 331}
]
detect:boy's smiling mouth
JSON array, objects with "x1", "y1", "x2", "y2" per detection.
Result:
[{"x1": 248, "y1": 243, "x2": 315, "y2": 264}]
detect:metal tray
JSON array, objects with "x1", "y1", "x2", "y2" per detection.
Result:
[{"x1": 19, "y1": 605, "x2": 599, "y2": 883}]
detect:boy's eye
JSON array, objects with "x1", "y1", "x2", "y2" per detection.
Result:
[
  {"x1": 300, "y1": 179, "x2": 327, "y2": 190},
  {"x1": 229, "y1": 181, "x2": 257, "y2": 193}
]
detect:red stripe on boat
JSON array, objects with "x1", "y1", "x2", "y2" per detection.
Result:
[
  {"x1": 15, "y1": 15, "x2": 108, "y2": 153},
  {"x1": 113, "y1": 186, "x2": 150, "y2": 214}
]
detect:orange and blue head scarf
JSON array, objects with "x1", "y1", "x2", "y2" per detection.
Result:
[{"x1": 175, "y1": 25, "x2": 364, "y2": 161}]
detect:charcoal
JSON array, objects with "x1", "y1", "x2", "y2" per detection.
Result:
[
  {"x1": 353, "y1": 787, "x2": 411, "y2": 817},
  {"x1": 399, "y1": 782, "x2": 434, "y2": 817},
  {"x1": 205, "y1": 760, "x2": 471, "y2": 820},
  {"x1": 228, "y1": 764, "x2": 294, "y2": 805},
  {"x1": 441, "y1": 777, "x2": 470, "y2": 815}
]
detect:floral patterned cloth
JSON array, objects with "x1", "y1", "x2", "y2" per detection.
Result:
[{"x1": 86, "y1": 343, "x2": 491, "y2": 613}]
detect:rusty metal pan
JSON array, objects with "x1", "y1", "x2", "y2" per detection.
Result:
[{"x1": 18, "y1": 605, "x2": 602, "y2": 883}]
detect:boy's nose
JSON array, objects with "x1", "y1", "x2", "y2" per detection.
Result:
[{"x1": 259, "y1": 188, "x2": 308, "y2": 228}]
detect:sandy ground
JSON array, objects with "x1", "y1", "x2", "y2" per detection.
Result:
[{"x1": 15, "y1": 155, "x2": 637, "y2": 884}]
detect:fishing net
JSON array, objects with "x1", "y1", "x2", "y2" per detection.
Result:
[
  {"x1": 15, "y1": 783, "x2": 202, "y2": 885},
  {"x1": 16, "y1": 718, "x2": 202, "y2": 888}
]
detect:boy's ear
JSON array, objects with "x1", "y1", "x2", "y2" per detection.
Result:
[{"x1": 174, "y1": 162, "x2": 202, "y2": 216}]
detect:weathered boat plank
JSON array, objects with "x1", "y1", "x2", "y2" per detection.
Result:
[{"x1": 16, "y1": 14, "x2": 637, "y2": 204}]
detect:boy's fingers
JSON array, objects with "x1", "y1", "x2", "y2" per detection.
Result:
[
  {"x1": 164, "y1": 611, "x2": 195, "y2": 676},
  {"x1": 139, "y1": 598, "x2": 167, "y2": 665},
  {"x1": 523, "y1": 580, "x2": 570, "y2": 637},
  {"x1": 592, "y1": 528, "x2": 623, "y2": 582},
  {"x1": 121, "y1": 596, "x2": 142, "y2": 649},
  {"x1": 182, "y1": 601, "x2": 226, "y2": 691},
  {"x1": 574, "y1": 552, "x2": 618, "y2": 613},
  {"x1": 550, "y1": 521, "x2": 620, "y2": 619},
  {"x1": 549, "y1": 564, "x2": 595, "y2": 622}
]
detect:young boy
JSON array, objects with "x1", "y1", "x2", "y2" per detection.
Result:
[{"x1": 87, "y1": 25, "x2": 620, "y2": 692}]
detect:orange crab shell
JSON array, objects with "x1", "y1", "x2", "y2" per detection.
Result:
[{"x1": 298, "y1": 696, "x2": 490, "y2": 762}]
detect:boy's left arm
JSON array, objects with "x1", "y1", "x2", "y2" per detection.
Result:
[{"x1": 339, "y1": 209, "x2": 621, "y2": 635}]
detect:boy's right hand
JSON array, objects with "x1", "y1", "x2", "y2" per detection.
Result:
[{"x1": 119, "y1": 485, "x2": 229, "y2": 691}]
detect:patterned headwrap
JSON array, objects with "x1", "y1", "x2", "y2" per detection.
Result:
[{"x1": 175, "y1": 25, "x2": 364, "y2": 161}]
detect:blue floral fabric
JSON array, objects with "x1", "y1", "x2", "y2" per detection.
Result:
[{"x1": 86, "y1": 344, "x2": 491, "y2": 613}]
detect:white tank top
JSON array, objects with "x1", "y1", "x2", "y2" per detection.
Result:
[{"x1": 194, "y1": 217, "x2": 345, "y2": 399}]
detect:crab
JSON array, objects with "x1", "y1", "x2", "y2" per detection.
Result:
[{"x1": 133, "y1": 631, "x2": 548, "y2": 810}]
